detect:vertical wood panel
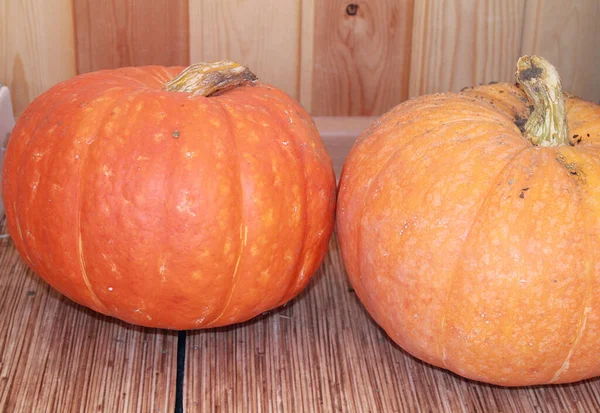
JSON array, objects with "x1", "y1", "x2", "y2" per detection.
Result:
[
  {"x1": 0, "y1": 0, "x2": 77, "y2": 116},
  {"x1": 189, "y1": 0, "x2": 302, "y2": 100},
  {"x1": 521, "y1": 0, "x2": 600, "y2": 103},
  {"x1": 409, "y1": 0, "x2": 526, "y2": 97},
  {"x1": 311, "y1": 0, "x2": 414, "y2": 116},
  {"x1": 74, "y1": 0, "x2": 189, "y2": 74},
  {"x1": 299, "y1": 0, "x2": 316, "y2": 113}
]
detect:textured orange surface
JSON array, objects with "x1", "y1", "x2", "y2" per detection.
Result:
[
  {"x1": 3, "y1": 66, "x2": 336, "y2": 330},
  {"x1": 337, "y1": 83, "x2": 600, "y2": 386}
]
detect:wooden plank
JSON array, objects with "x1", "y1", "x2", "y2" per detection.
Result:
[
  {"x1": 311, "y1": 0, "x2": 414, "y2": 116},
  {"x1": 315, "y1": 116, "x2": 377, "y2": 178},
  {"x1": 299, "y1": 0, "x2": 316, "y2": 113},
  {"x1": 0, "y1": 225, "x2": 178, "y2": 413},
  {"x1": 0, "y1": 0, "x2": 77, "y2": 117},
  {"x1": 73, "y1": 0, "x2": 189, "y2": 74},
  {"x1": 409, "y1": 0, "x2": 526, "y2": 97},
  {"x1": 521, "y1": 0, "x2": 600, "y2": 103},
  {"x1": 185, "y1": 232, "x2": 600, "y2": 412},
  {"x1": 188, "y1": 0, "x2": 302, "y2": 100}
]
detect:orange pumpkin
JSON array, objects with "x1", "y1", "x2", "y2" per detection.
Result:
[
  {"x1": 3, "y1": 61, "x2": 336, "y2": 330},
  {"x1": 337, "y1": 56, "x2": 600, "y2": 386}
]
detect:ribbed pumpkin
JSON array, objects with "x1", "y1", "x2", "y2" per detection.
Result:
[
  {"x1": 3, "y1": 61, "x2": 336, "y2": 330},
  {"x1": 337, "y1": 56, "x2": 600, "y2": 386}
]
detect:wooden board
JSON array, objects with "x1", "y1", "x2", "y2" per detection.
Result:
[
  {"x1": 0, "y1": 0, "x2": 77, "y2": 116},
  {"x1": 184, "y1": 233, "x2": 600, "y2": 412},
  {"x1": 521, "y1": 0, "x2": 600, "y2": 103},
  {"x1": 0, "y1": 220, "x2": 178, "y2": 413},
  {"x1": 299, "y1": 0, "x2": 317, "y2": 113},
  {"x1": 188, "y1": 0, "x2": 302, "y2": 100},
  {"x1": 73, "y1": 0, "x2": 190, "y2": 74},
  {"x1": 409, "y1": 0, "x2": 526, "y2": 97},
  {"x1": 311, "y1": 0, "x2": 414, "y2": 116},
  {"x1": 4, "y1": 0, "x2": 600, "y2": 117}
]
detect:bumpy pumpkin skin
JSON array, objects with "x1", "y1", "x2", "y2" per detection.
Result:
[
  {"x1": 337, "y1": 82, "x2": 600, "y2": 386},
  {"x1": 3, "y1": 66, "x2": 336, "y2": 330}
]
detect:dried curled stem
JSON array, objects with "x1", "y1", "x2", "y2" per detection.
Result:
[
  {"x1": 163, "y1": 60, "x2": 257, "y2": 97},
  {"x1": 516, "y1": 55, "x2": 568, "y2": 147}
]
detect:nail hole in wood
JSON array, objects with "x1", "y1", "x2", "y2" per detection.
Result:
[{"x1": 346, "y1": 4, "x2": 359, "y2": 16}]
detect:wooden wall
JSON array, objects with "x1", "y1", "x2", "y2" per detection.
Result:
[{"x1": 2, "y1": 0, "x2": 599, "y2": 117}]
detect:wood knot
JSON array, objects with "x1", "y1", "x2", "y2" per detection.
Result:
[{"x1": 346, "y1": 3, "x2": 359, "y2": 16}]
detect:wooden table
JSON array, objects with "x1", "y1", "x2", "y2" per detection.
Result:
[{"x1": 2, "y1": 118, "x2": 600, "y2": 412}]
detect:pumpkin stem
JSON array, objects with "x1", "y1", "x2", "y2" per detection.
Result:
[
  {"x1": 515, "y1": 55, "x2": 568, "y2": 147},
  {"x1": 163, "y1": 60, "x2": 257, "y2": 97}
]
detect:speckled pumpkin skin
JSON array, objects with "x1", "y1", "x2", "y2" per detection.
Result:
[
  {"x1": 337, "y1": 83, "x2": 600, "y2": 386},
  {"x1": 3, "y1": 66, "x2": 336, "y2": 330}
]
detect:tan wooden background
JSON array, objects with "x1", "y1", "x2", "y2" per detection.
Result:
[{"x1": 1, "y1": 0, "x2": 599, "y2": 118}]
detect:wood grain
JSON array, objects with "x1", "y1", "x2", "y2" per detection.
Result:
[
  {"x1": 521, "y1": 0, "x2": 600, "y2": 103},
  {"x1": 0, "y1": 222, "x2": 178, "y2": 413},
  {"x1": 73, "y1": 0, "x2": 189, "y2": 74},
  {"x1": 409, "y1": 0, "x2": 526, "y2": 97},
  {"x1": 185, "y1": 232, "x2": 600, "y2": 412},
  {"x1": 4, "y1": 0, "x2": 600, "y2": 117},
  {"x1": 189, "y1": 0, "x2": 302, "y2": 100},
  {"x1": 299, "y1": 0, "x2": 317, "y2": 113},
  {"x1": 311, "y1": 0, "x2": 414, "y2": 116},
  {"x1": 0, "y1": 0, "x2": 77, "y2": 117}
]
